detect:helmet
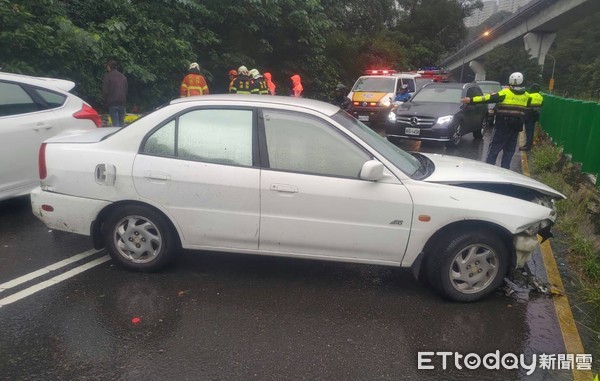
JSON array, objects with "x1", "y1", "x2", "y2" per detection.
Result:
[
  {"x1": 509, "y1": 72, "x2": 524, "y2": 86},
  {"x1": 189, "y1": 62, "x2": 200, "y2": 71},
  {"x1": 401, "y1": 84, "x2": 409, "y2": 90},
  {"x1": 228, "y1": 69, "x2": 237, "y2": 76},
  {"x1": 335, "y1": 83, "x2": 347, "y2": 90},
  {"x1": 238, "y1": 65, "x2": 249, "y2": 76},
  {"x1": 249, "y1": 68, "x2": 260, "y2": 79}
]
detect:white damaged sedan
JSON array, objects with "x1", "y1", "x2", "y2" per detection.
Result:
[{"x1": 31, "y1": 95, "x2": 564, "y2": 302}]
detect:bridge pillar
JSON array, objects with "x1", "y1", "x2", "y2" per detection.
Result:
[
  {"x1": 469, "y1": 60, "x2": 486, "y2": 81},
  {"x1": 524, "y1": 32, "x2": 556, "y2": 65}
]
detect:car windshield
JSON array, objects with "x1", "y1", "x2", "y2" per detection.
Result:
[
  {"x1": 331, "y1": 111, "x2": 423, "y2": 178},
  {"x1": 478, "y1": 83, "x2": 502, "y2": 94},
  {"x1": 415, "y1": 78, "x2": 433, "y2": 90},
  {"x1": 352, "y1": 77, "x2": 396, "y2": 93},
  {"x1": 412, "y1": 87, "x2": 462, "y2": 103}
]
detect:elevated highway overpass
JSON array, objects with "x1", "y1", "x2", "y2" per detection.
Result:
[{"x1": 440, "y1": 0, "x2": 600, "y2": 81}]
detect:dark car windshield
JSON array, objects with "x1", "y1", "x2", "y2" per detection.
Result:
[
  {"x1": 352, "y1": 77, "x2": 395, "y2": 93},
  {"x1": 331, "y1": 111, "x2": 425, "y2": 178},
  {"x1": 412, "y1": 87, "x2": 463, "y2": 103}
]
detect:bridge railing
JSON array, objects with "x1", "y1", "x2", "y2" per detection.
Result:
[{"x1": 539, "y1": 94, "x2": 600, "y2": 187}]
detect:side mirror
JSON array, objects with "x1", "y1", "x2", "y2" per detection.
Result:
[{"x1": 359, "y1": 160, "x2": 384, "y2": 181}]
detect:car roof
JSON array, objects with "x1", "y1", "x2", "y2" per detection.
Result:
[
  {"x1": 421, "y1": 82, "x2": 469, "y2": 89},
  {"x1": 0, "y1": 72, "x2": 75, "y2": 92},
  {"x1": 170, "y1": 94, "x2": 341, "y2": 116},
  {"x1": 475, "y1": 80, "x2": 501, "y2": 85}
]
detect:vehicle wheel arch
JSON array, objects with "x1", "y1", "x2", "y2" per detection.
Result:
[
  {"x1": 415, "y1": 220, "x2": 516, "y2": 281},
  {"x1": 91, "y1": 200, "x2": 182, "y2": 251}
]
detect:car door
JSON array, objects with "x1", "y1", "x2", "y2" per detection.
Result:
[
  {"x1": 132, "y1": 107, "x2": 260, "y2": 250},
  {"x1": 258, "y1": 109, "x2": 413, "y2": 264},
  {"x1": 0, "y1": 81, "x2": 59, "y2": 198},
  {"x1": 464, "y1": 86, "x2": 485, "y2": 132}
]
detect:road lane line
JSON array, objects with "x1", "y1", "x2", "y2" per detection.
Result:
[
  {"x1": 0, "y1": 248, "x2": 102, "y2": 293},
  {"x1": 0, "y1": 255, "x2": 110, "y2": 308},
  {"x1": 520, "y1": 132, "x2": 593, "y2": 381}
]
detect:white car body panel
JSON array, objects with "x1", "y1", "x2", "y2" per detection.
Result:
[
  {"x1": 259, "y1": 168, "x2": 412, "y2": 263},
  {"x1": 132, "y1": 155, "x2": 260, "y2": 249}
]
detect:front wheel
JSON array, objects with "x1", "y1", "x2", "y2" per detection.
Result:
[
  {"x1": 103, "y1": 205, "x2": 177, "y2": 271},
  {"x1": 426, "y1": 230, "x2": 509, "y2": 302},
  {"x1": 445, "y1": 123, "x2": 462, "y2": 148}
]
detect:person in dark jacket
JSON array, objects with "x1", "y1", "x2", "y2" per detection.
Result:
[
  {"x1": 331, "y1": 83, "x2": 351, "y2": 110},
  {"x1": 229, "y1": 66, "x2": 253, "y2": 94},
  {"x1": 102, "y1": 59, "x2": 128, "y2": 127}
]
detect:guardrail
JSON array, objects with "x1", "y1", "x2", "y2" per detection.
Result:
[{"x1": 539, "y1": 94, "x2": 600, "y2": 187}]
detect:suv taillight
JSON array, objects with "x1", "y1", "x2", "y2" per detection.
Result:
[
  {"x1": 73, "y1": 104, "x2": 102, "y2": 127},
  {"x1": 39, "y1": 143, "x2": 47, "y2": 180}
]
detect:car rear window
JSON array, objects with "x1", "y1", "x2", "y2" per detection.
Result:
[
  {"x1": 34, "y1": 88, "x2": 67, "y2": 108},
  {"x1": 412, "y1": 87, "x2": 463, "y2": 103},
  {"x1": 477, "y1": 83, "x2": 502, "y2": 94},
  {"x1": 0, "y1": 82, "x2": 40, "y2": 116}
]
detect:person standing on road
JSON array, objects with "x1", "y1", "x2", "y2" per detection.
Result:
[
  {"x1": 331, "y1": 83, "x2": 351, "y2": 110},
  {"x1": 521, "y1": 83, "x2": 544, "y2": 151},
  {"x1": 180, "y1": 62, "x2": 209, "y2": 97},
  {"x1": 102, "y1": 59, "x2": 128, "y2": 127},
  {"x1": 228, "y1": 69, "x2": 237, "y2": 93},
  {"x1": 230, "y1": 66, "x2": 253, "y2": 94},
  {"x1": 263, "y1": 72, "x2": 276, "y2": 95},
  {"x1": 290, "y1": 74, "x2": 303, "y2": 97},
  {"x1": 461, "y1": 72, "x2": 530, "y2": 170},
  {"x1": 249, "y1": 69, "x2": 269, "y2": 95}
]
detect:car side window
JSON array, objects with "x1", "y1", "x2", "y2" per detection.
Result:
[
  {"x1": 262, "y1": 110, "x2": 371, "y2": 178},
  {"x1": 143, "y1": 109, "x2": 253, "y2": 166},
  {"x1": 467, "y1": 87, "x2": 483, "y2": 98},
  {"x1": 34, "y1": 88, "x2": 67, "y2": 108},
  {"x1": 0, "y1": 82, "x2": 40, "y2": 117}
]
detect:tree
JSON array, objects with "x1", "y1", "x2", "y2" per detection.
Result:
[{"x1": 483, "y1": 45, "x2": 541, "y2": 86}]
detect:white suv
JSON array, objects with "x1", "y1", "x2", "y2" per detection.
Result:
[{"x1": 0, "y1": 72, "x2": 101, "y2": 201}]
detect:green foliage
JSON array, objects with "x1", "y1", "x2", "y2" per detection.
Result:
[
  {"x1": 1, "y1": 0, "x2": 471, "y2": 109},
  {"x1": 483, "y1": 45, "x2": 541, "y2": 86}
]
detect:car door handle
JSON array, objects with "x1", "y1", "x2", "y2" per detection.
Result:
[
  {"x1": 270, "y1": 183, "x2": 298, "y2": 193},
  {"x1": 145, "y1": 172, "x2": 171, "y2": 181},
  {"x1": 33, "y1": 123, "x2": 53, "y2": 131}
]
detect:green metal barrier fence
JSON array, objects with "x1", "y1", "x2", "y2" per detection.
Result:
[{"x1": 539, "y1": 94, "x2": 600, "y2": 187}]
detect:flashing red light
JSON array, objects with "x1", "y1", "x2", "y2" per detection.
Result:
[
  {"x1": 73, "y1": 104, "x2": 102, "y2": 127},
  {"x1": 365, "y1": 69, "x2": 396, "y2": 75}
]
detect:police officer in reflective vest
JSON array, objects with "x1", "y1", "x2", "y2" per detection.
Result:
[
  {"x1": 461, "y1": 72, "x2": 530, "y2": 169},
  {"x1": 521, "y1": 83, "x2": 544, "y2": 151}
]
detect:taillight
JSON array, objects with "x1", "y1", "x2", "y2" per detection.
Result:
[
  {"x1": 39, "y1": 143, "x2": 47, "y2": 179},
  {"x1": 73, "y1": 104, "x2": 102, "y2": 127}
]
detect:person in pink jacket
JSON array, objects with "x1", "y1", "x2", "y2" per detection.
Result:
[
  {"x1": 290, "y1": 74, "x2": 303, "y2": 97},
  {"x1": 263, "y1": 72, "x2": 276, "y2": 95}
]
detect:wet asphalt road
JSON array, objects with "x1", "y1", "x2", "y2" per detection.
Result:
[{"x1": 0, "y1": 129, "x2": 573, "y2": 380}]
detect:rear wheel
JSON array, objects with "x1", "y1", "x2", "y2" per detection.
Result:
[
  {"x1": 426, "y1": 230, "x2": 509, "y2": 302},
  {"x1": 103, "y1": 205, "x2": 176, "y2": 271},
  {"x1": 445, "y1": 123, "x2": 462, "y2": 148}
]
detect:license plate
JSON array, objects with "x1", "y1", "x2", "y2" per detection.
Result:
[
  {"x1": 405, "y1": 127, "x2": 420, "y2": 135},
  {"x1": 358, "y1": 115, "x2": 369, "y2": 121}
]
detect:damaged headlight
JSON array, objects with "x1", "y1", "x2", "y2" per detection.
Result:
[{"x1": 520, "y1": 219, "x2": 552, "y2": 237}]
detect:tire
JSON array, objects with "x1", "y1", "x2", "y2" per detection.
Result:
[
  {"x1": 426, "y1": 230, "x2": 509, "y2": 302},
  {"x1": 445, "y1": 123, "x2": 462, "y2": 148},
  {"x1": 103, "y1": 204, "x2": 176, "y2": 271},
  {"x1": 473, "y1": 117, "x2": 486, "y2": 139}
]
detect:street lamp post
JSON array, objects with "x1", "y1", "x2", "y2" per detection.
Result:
[
  {"x1": 459, "y1": 31, "x2": 490, "y2": 83},
  {"x1": 541, "y1": 53, "x2": 556, "y2": 93}
]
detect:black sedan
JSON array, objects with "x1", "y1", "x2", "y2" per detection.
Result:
[{"x1": 386, "y1": 82, "x2": 488, "y2": 147}]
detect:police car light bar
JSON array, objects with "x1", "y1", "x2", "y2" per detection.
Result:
[{"x1": 365, "y1": 69, "x2": 396, "y2": 75}]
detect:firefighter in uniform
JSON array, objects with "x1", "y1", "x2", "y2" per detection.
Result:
[
  {"x1": 229, "y1": 66, "x2": 253, "y2": 94},
  {"x1": 521, "y1": 83, "x2": 544, "y2": 151},
  {"x1": 461, "y1": 72, "x2": 530, "y2": 170},
  {"x1": 180, "y1": 62, "x2": 209, "y2": 97},
  {"x1": 228, "y1": 69, "x2": 237, "y2": 93},
  {"x1": 249, "y1": 69, "x2": 269, "y2": 95}
]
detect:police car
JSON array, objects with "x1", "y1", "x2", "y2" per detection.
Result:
[{"x1": 348, "y1": 70, "x2": 420, "y2": 126}]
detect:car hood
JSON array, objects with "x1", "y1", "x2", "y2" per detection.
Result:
[
  {"x1": 396, "y1": 101, "x2": 461, "y2": 117},
  {"x1": 420, "y1": 153, "x2": 565, "y2": 199}
]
